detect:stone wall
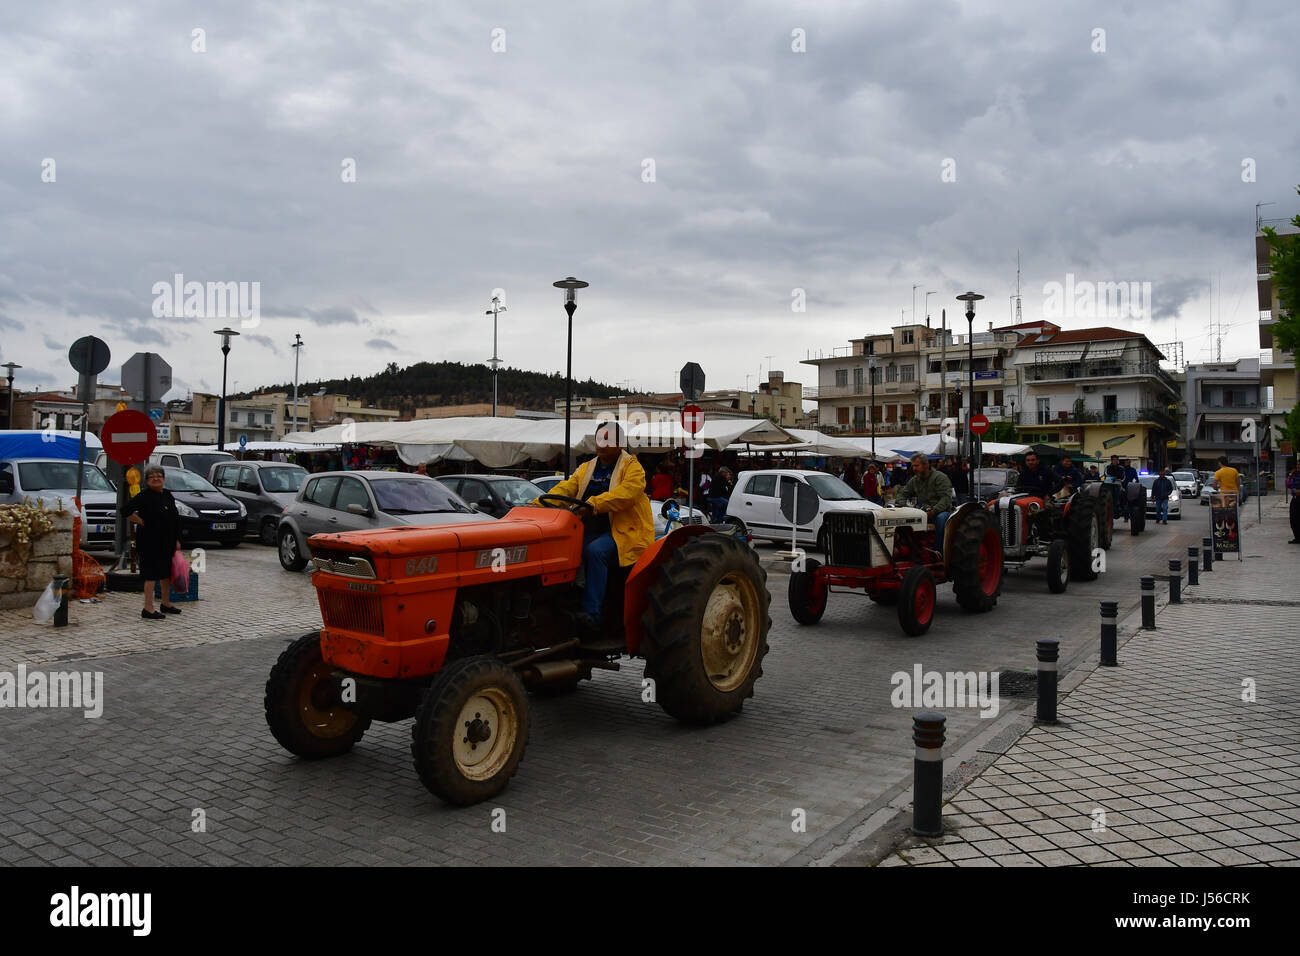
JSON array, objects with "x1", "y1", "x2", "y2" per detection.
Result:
[{"x1": 0, "y1": 509, "x2": 75, "y2": 611}]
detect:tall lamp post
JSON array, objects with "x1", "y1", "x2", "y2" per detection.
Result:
[
  {"x1": 553, "y1": 277, "x2": 588, "y2": 478},
  {"x1": 290, "y1": 333, "x2": 303, "y2": 436},
  {"x1": 2, "y1": 362, "x2": 19, "y2": 430},
  {"x1": 869, "y1": 356, "x2": 877, "y2": 458},
  {"x1": 214, "y1": 328, "x2": 240, "y2": 452},
  {"x1": 485, "y1": 295, "x2": 507, "y2": 417},
  {"x1": 956, "y1": 292, "x2": 984, "y2": 485}
]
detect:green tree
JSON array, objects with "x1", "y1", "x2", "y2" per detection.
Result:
[
  {"x1": 1283, "y1": 405, "x2": 1300, "y2": 456},
  {"x1": 1261, "y1": 185, "x2": 1300, "y2": 355}
]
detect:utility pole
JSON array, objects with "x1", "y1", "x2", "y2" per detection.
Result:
[
  {"x1": 291, "y1": 333, "x2": 303, "y2": 435},
  {"x1": 940, "y1": 308, "x2": 948, "y2": 433}
]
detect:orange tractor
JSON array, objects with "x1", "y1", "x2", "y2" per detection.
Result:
[{"x1": 264, "y1": 494, "x2": 770, "y2": 805}]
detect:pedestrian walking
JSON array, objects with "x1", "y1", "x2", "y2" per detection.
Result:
[
  {"x1": 124, "y1": 465, "x2": 183, "y2": 620},
  {"x1": 709, "y1": 468, "x2": 734, "y2": 522},
  {"x1": 1151, "y1": 467, "x2": 1174, "y2": 525}
]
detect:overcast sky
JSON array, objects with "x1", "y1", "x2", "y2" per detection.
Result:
[{"x1": 2, "y1": 0, "x2": 1297, "y2": 404}]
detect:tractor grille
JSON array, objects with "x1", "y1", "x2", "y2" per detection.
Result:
[
  {"x1": 1000, "y1": 502, "x2": 1019, "y2": 549},
  {"x1": 319, "y1": 590, "x2": 384, "y2": 636},
  {"x1": 823, "y1": 512, "x2": 875, "y2": 567}
]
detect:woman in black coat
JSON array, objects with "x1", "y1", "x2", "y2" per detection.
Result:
[{"x1": 125, "y1": 465, "x2": 183, "y2": 620}]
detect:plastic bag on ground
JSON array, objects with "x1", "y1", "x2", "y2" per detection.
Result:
[
  {"x1": 33, "y1": 582, "x2": 57, "y2": 622},
  {"x1": 172, "y1": 551, "x2": 191, "y2": 592}
]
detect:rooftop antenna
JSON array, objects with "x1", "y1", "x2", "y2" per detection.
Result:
[{"x1": 1014, "y1": 250, "x2": 1023, "y2": 324}]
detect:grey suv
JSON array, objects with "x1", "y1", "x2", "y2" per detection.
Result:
[
  {"x1": 276, "y1": 470, "x2": 493, "y2": 571},
  {"x1": 211, "y1": 460, "x2": 309, "y2": 545}
]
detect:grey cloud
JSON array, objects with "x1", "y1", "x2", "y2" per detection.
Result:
[
  {"x1": 244, "y1": 334, "x2": 281, "y2": 356},
  {"x1": 0, "y1": 313, "x2": 23, "y2": 331},
  {"x1": 366, "y1": 338, "x2": 398, "y2": 351},
  {"x1": 1152, "y1": 278, "x2": 1210, "y2": 321}
]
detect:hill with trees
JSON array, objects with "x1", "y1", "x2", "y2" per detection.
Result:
[{"x1": 235, "y1": 360, "x2": 627, "y2": 416}]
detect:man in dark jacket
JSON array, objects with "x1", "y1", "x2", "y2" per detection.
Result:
[
  {"x1": 1053, "y1": 456, "x2": 1084, "y2": 491},
  {"x1": 1015, "y1": 451, "x2": 1060, "y2": 498},
  {"x1": 1151, "y1": 468, "x2": 1174, "y2": 525}
]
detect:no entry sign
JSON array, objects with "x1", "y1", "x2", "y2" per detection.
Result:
[
  {"x1": 969, "y1": 413, "x2": 990, "y2": 436},
  {"x1": 102, "y1": 409, "x2": 158, "y2": 466},
  {"x1": 681, "y1": 404, "x2": 705, "y2": 435}
]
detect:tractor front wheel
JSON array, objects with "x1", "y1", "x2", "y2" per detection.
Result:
[
  {"x1": 788, "y1": 558, "x2": 826, "y2": 625},
  {"x1": 642, "y1": 533, "x2": 771, "y2": 725},
  {"x1": 897, "y1": 565, "x2": 936, "y2": 636},
  {"x1": 265, "y1": 632, "x2": 371, "y2": 759},
  {"x1": 1047, "y1": 538, "x2": 1070, "y2": 593},
  {"x1": 411, "y1": 656, "x2": 530, "y2": 806}
]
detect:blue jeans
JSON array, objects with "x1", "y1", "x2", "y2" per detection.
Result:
[
  {"x1": 933, "y1": 510, "x2": 951, "y2": 547},
  {"x1": 581, "y1": 531, "x2": 618, "y2": 620},
  {"x1": 708, "y1": 496, "x2": 729, "y2": 522},
  {"x1": 1155, "y1": 499, "x2": 1168, "y2": 521}
]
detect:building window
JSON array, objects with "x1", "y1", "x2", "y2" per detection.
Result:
[
  {"x1": 834, "y1": 369, "x2": 848, "y2": 387},
  {"x1": 902, "y1": 329, "x2": 914, "y2": 345},
  {"x1": 853, "y1": 405, "x2": 866, "y2": 424},
  {"x1": 231, "y1": 410, "x2": 238, "y2": 423},
  {"x1": 837, "y1": 407, "x2": 850, "y2": 424},
  {"x1": 885, "y1": 364, "x2": 898, "y2": 383},
  {"x1": 900, "y1": 365, "x2": 915, "y2": 383},
  {"x1": 1036, "y1": 397, "x2": 1051, "y2": 425},
  {"x1": 853, "y1": 368, "x2": 863, "y2": 392},
  {"x1": 264, "y1": 412, "x2": 272, "y2": 425},
  {"x1": 864, "y1": 341, "x2": 874, "y2": 355}
]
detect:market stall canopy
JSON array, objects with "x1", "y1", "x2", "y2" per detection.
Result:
[
  {"x1": 284, "y1": 417, "x2": 798, "y2": 468},
  {"x1": 0, "y1": 430, "x2": 103, "y2": 461},
  {"x1": 731, "y1": 428, "x2": 903, "y2": 462},
  {"x1": 887, "y1": 433, "x2": 1028, "y2": 458},
  {"x1": 215, "y1": 440, "x2": 340, "y2": 453}
]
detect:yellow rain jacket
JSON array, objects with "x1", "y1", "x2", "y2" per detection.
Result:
[{"x1": 543, "y1": 451, "x2": 655, "y2": 567}]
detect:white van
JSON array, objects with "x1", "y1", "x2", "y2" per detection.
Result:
[
  {"x1": 727, "y1": 469, "x2": 881, "y2": 548},
  {"x1": 148, "y1": 445, "x2": 235, "y2": 479}
]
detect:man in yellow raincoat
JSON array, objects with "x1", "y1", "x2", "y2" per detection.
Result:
[{"x1": 539, "y1": 420, "x2": 654, "y2": 633}]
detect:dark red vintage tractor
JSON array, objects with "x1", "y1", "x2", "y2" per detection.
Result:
[{"x1": 264, "y1": 495, "x2": 770, "y2": 805}]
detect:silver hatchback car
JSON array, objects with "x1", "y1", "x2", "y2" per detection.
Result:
[{"x1": 277, "y1": 470, "x2": 492, "y2": 571}]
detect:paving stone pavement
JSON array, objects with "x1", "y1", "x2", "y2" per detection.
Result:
[{"x1": 872, "y1": 496, "x2": 1300, "y2": 867}]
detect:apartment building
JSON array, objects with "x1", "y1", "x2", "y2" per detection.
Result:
[
  {"x1": 802, "y1": 323, "x2": 932, "y2": 436},
  {"x1": 308, "y1": 394, "x2": 401, "y2": 429},
  {"x1": 1257, "y1": 221, "x2": 1298, "y2": 484},
  {"x1": 11, "y1": 383, "x2": 129, "y2": 433},
  {"x1": 699, "y1": 371, "x2": 806, "y2": 426},
  {"x1": 1183, "y1": 358, "x2": 1263, "y2": 472},
  {"x1": 918, "y1": 326, "x2": 1022, "y2": 433},
  {"x1": 1010, "y1": 322, "x2": 1180, "y2": 468}
]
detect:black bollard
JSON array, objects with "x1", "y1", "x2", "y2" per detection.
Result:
[
  {"x1": 51, "y1": 574, "x2": 69, "y2": 628},
  {"x1": 1141, "y1": 575, "x2": 1156, "y2": 629},
  {"x1": 1036, "y1": 638, "x2": 1059, "y2": 724},
  {"x1": 1187, "y1": 546, "x2": 1199, "y2": 586},
  {"x1": 1100, "y1": 600, "x2": 1118, "y2": 667},
  {"x1": 1202, "y1": 537, "x2": 1213, "y2": 572},
  {"x1": 1168, "y1": 559, "x2": 1181, "y2": 604},
  {"x1": 911, "y1": 712, "x2": 946, "y2": 836}
]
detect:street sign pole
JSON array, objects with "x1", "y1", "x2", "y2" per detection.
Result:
[{"x1": 68, "y1": 336, "x2": 111, "y2": 517}]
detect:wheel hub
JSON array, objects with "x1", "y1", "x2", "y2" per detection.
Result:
[
  {"x1": 463, "y1": 714, "x2": 492, "y2": 749},
  {"x1": 452, "y1": 689, "x2": 518, "y2": 780},
  {"x1": 700, "y1": 572, "x2": 761, "y2": 693}
]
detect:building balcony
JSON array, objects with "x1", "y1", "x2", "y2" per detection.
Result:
[
  {"x1": 923, "y1": 369, "x2": 1017, "y2": 388},
  {"x1": 806, "y1": 381, "x2": 920, "y2": 400},
  {"x1": 1025, "y1": 359, "x2": 1178, "y2": 393},
  {"x1": 822, "y1": 421, "x2": 923, "y2": 437},
  {"x1": 1018, "y1": 407, "x2": 1179, "y2": 432}
]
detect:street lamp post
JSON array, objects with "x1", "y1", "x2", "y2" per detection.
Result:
[
  {"x1": 869, "y1": 356, "x2": 877, "y2": 458},
  {"x1": 2, "y1": 362, "x2": 20, "y2": 430},
  {"x1": 553, "y1": 277, "x2": 588, "y2": 478},
  {"x1": 485, "y1": 295, "x2": 507, "y2": 417},
  {"x1": 957, "y1": 292, "x2": 984, "y2": 485},
  {"x1": 214, "y1": 328, "x2": 240, "y2": 452},
  {"x1": 291, "y1": 333, "x2": 303, "y2": 436}
]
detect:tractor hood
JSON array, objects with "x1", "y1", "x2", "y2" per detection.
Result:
[{"x1": 309, "y1": 507, "x2": 582, "y2": 563}]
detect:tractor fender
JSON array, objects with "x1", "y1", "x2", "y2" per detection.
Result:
[{"x1": 624, "y1": 524, "x2": 718, "y2": 656}]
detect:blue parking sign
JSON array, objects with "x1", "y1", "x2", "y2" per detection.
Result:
[{"x1": 239, "y1": 434, "x2": 247, "y2": 449}]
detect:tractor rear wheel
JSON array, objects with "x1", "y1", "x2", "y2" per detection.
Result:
[
  {"x1": 950, "y1": 509, "x2": 1002, "y2": 612},
  {"x1": 1068, "y1": 495, "x2": 1100, "y2": 581},
  {"x1": 1096, "y1": 494, "x2": 1113, "y2": 551},
  {"x1": 1046, "y1": 538, "x2": 1070, "y2": 593},
  {"x1": 897, "y1": 565, "x2": 936, "y2": 636},
  {"x1": 641, "y1": 533, "x2": 771, "y2": 725},
  {"x1": 411, "y1": 656, "x2": 530, "y2": 806},
  {"x1": 265, "y1": 631, "x2": 371, "y2": 759},
  {"x1": 788, "y1": 558, "x2": 826, "y2": 625}
]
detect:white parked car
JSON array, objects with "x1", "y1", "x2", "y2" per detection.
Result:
[
  {"x1": 727, "y1": 469, "x2": 881, "y2": 548},
  {"x1": 1139, "y1": 474, "x2": 1182, "y2": 519}
]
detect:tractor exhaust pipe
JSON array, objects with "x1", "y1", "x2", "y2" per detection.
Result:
[{"x1": 522, "y1": 660, "x2": 582, "y2": 686}]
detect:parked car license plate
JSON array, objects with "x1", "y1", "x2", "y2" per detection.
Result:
[
  {"x1": 211, "y1": 522, "x2": 236, "y2": 531},
  {"x1": 93, "y1": 524, "x2": 112, "y2": 533}
]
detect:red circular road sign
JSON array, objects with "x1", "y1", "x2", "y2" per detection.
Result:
[
  {"x1": 102, "y1": 409, "x2": 158, "y2": 465},
  {"x1": 681, "y1": 404, "x2": 705, "y2": 435},
  {"x1": 969, "y1": 413, "x2": 990, "y2": 435}
]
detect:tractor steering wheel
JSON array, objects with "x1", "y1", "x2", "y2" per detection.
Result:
[{"x1": 535, "y1": 492, "x2": 587, "y2": 510}]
